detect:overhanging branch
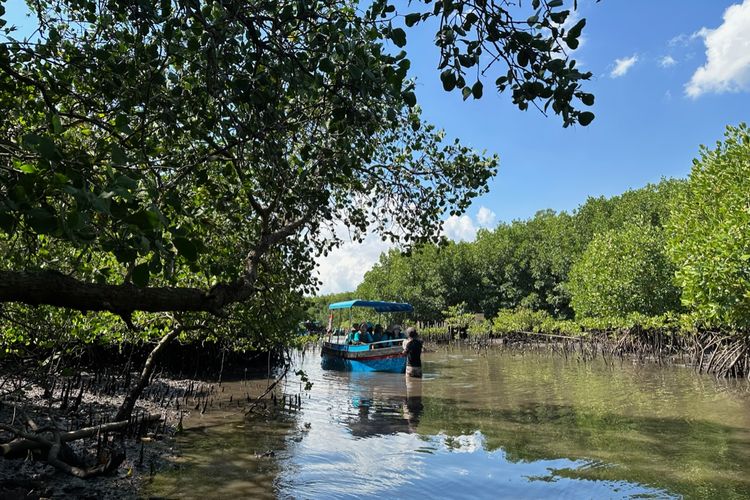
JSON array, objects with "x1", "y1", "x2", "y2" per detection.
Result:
[{"x1": 0, "y1": 270, "x2": 247, "y2": 315}]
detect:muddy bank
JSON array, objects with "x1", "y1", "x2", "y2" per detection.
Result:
[{"x1": 0, "y1": 373, "x2": 221, "y2": 499}]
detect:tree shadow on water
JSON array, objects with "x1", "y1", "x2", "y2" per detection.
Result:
[{"x1": 416, "y1": 400, "x2": 750, "y2": 499}]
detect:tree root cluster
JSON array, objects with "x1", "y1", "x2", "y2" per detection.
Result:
[
  {"x1": 0, "y1": 407, "x2": 161, "y2": 478},
  {"x1": 694, "y1": 333, "x2": 750, "y2": 379},
  {"x1": 439, "y1": 328, "x2": 750, "y2": 380}
]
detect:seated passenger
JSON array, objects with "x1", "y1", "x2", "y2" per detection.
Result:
[
  {"x1": 393, "y1": 324, "x2": 405, "y2": 340},
  {"x1": 346, "y1": 323, "x2": 359, "y2": 344},
  {"x1": 372, "y1": 324, "x2": 386, "y2": 345},
  {"x1": 358, "y1": 323, "x2": 373, "y2": 343}
]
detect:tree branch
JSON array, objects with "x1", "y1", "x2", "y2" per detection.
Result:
[{"x1": 0, "y1": 270, "x2": 242, "y2": 314}]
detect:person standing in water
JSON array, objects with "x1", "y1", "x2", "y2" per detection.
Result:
[{"x1": 402, "y1": 327, "x2": 423, "y2": 378}]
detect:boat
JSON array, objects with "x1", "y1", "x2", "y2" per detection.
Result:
[{"x1": 321, "y1": 300, "x2": 413, "y2": 373}]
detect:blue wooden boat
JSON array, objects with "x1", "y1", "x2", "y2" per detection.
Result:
[{"x1": 321, "y1": 300, "x2": 413, "y2": 373}]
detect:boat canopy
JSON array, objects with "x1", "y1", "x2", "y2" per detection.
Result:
[{"x1": 328, "y1": 300, "x2": 414, "y2": 313}]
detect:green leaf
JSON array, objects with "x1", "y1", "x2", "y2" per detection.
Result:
[
  {"x1": 173, "y1": 237, "x2": 199, "y2": 262},
  {"x1": 550, "y1": 11, "x2": 570, "y2": 25},
  {"x1": 319, "y1": 57, "x2": 334, "y2": 73},
  {"x1": 440, "y1": 70, "x2": 456, "y2": 91},
  {"x1": 114, "y1": 174, "x2": 139, "y2": 190},
  {"x1": 579, "y1": 93, "x2": 595, "y2": 106},
  {"x1": 51, "y1": 114, "x2": 63, "y2": 134},
  {"x1": 462, "y1": 87, "x2": 472, "y2": 100},
  {"x1": 114, "y1": 114, "x2": 130, "y2": 133},
  {"x1": 22, "y1": 134, "x2": 59, "y2": 161},
  {"x1": 472, "y1": 80, "x2": 483, "y2": 99},
  {"x1": 18, "y1": 163, "x2": 37, "y2": 174},
  {"x1": 567, "y1": 18, "x2": 586, "y2": 39},
  {"x1": 132, "y1": 263, "x2": 150, "y2": 287},
  {"x1": 566, "y1": 37, "x2": 580, "y2": 50},
  {"x1": 578, "y1": 111, "x2": 595, "y2": 126},
  {"x1": 111, "y1": 144, "x2": 127, "y2": 166},
  {"x1": 27, "y1": 207, "x2": 58, "y2": 234},
  {"x1": 402, "y1": 91, "x2": 417, "y2": 107},
  {"x1": 390, "y1": 28, "x2": 407, "y2": 48},
  {"x1": 126, "y1": 210, "x2": 160, "y2": 230},
  {"x1": 404, "y1": 13, "x2": 421, "y2": 27},
  {"x1": 548, "y1": 0, "x2": 564, "y2": 7}
]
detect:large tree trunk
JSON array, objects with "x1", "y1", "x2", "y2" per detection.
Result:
[
  {"x1": 0, "y1": 217, "x2": 308, "y2": 315},
  {"x1": 0, "y1": 270, "x2": 251, "y2": 315}
]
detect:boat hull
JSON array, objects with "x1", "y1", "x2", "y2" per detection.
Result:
[{"x1": 321, "y1": 342, "x2": 406, "y2": 373}]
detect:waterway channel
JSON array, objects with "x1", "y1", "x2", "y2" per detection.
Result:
[{"x1": 147, "y1": 346, "x2": 750, "y2": 499}]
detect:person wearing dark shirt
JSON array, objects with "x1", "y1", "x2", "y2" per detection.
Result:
[
  {"x1": 372, "y1": 324, "x2": 388, "y2": 346},
  {"x1": 402, "y1": 326, "x2": 423, "y2": 378}
]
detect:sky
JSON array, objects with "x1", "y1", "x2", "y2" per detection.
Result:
[
  {"x1": 316, "y1": 0, "x2": 750, "y2": 294},
  {"x1": 4, "y1": 0, "x2": 750, "y2": 294}
]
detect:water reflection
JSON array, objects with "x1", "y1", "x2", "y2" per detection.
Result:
[
  {"x1": 147, "y1": 347, "x2": 750, "y2": 499},
  {"x1": 344, "y1": 376, "x2": 424, "y2": 438}
]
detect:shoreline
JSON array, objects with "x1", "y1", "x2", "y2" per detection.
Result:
[{"x1": 0, "y1": 374, "x2": 215, "y2": 499}]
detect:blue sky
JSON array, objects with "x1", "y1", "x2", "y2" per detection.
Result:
[
  {"x1": 406, "y1": 0, "x2": 749, "y2": 229},
  {"x1": 319, "y1": 0, "x2": 750, "y2": 293},
  {"x1": 4, "y1": 1, "x2": 750, "y2": 293}
]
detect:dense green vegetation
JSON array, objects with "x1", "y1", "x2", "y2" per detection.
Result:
[
  {"x1": 338, "y1": 178, "x2": 686, "y2": 322},
  {"x1": 667, "y1": 124, "x2": 750, "y2": 329},
  {"x1": 315, "y1": 125, "x2": 750, "y2": 348},
  {"x1": 0, "y1": 0, "x2": 598, "y2": 422}
]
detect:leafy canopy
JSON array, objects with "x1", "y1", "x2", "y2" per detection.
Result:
[
  {"x1": 568, "y1": 222, "x2": 681, "y2": 318},
  {"x1": 667, "y1": 124, "x2": 750, "y2": 329},
  {"x1": 0, "y1": 0, "x2": 596, "y2": 350}
]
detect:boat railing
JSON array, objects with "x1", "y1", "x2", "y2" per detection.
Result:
[
  {"x1": 368, "y1": 339, "x2": 404, "y2": 349},
  {"x1": 327, "y1": 338, "x2": 405, "y2": 350}
]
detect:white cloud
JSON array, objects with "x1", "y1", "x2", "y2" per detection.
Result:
[
  {"x1": 668, "y1": 34, "x2": 690, "y2": 47},
  {"x1": 685, "y1": 0, "x2": 750, "y2": 98},
  {"x1": 315, "y1": 209, "x2": 493, "y2": 294},
  {"x1": 609, "y1": 55, "x2": 638, "y2": 78},
  {"x1": 315, "y1": 226, "x2": 395, "y2": 295},
  {"x1": 659, "y1": 55, "x2": 677, "y2": 68},
  {"x1": 668, "y1": 30, "x2": 705, "y2": 47},
  {"x1": 442, "y1": 215, "x2": 477, "y2": 242},
  {"x1": 476, "y1": 206, "x2": 497, "y2": 228}
]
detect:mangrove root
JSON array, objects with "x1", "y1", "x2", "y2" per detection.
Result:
[{"x1": 0, "y1": 414, "x2": 161, "y2": 476}]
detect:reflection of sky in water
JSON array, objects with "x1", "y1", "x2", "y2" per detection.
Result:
[
  {"x1": 279, "y1": 428, "x2": 675, "y2": 499},
  {"x1": 275, "y1": 354, "x2": 677, "y2": 499},
  {"x1": 148, "y1": 347, "x2": 750, "y2": 499}
]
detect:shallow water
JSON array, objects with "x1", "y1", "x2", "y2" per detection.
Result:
[{"x1": 147, "y1": 347, "x2": 750, "y2": 499}]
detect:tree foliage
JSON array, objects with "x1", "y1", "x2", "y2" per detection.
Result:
[
  {"x1": 352, "y1": 178, "x2": 685, "y2": 323},
  {"x1": 0, "y1": 0, "x2": 602, "y2": 360},
  {"x1": 0, "y1": 0, "x2": 505, "y2": 323},
  {"x1": 567, "y1": 222, "x2": 681, "y2": 318},
  {"x1": 667, "y1": 124, "x2": 750, "y2": 329}
]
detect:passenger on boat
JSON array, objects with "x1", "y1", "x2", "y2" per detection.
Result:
[
  {"x1": 346, "y1": 323, "x2": 360, "y2": 344},
  {"x1": 402, "y1": 326, "x2": 423, "y2": 378},
  {"x1": 394, "y1": 325, "x2": 406, "y2": 339},
  {"x1": 372, "y1": 324, "x2": 387, "y2": 346},
  {"x1": 384, "y1": 324, "x2": 403, "y2": 346},
  {"x1": 357, "y1": 323, "x2": 373, "y2": 344}
]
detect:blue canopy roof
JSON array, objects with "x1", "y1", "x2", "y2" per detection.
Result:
[{"x1": 328, "y1": 300, "x2": 413, "y2": 313}]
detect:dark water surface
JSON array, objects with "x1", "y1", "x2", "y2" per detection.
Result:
[{"x1": 147, "y1": 347, "x2": 750, "y2": 499}]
